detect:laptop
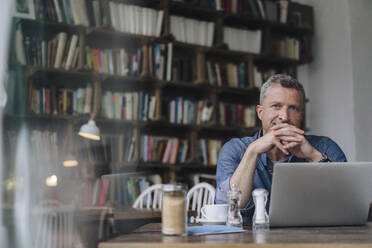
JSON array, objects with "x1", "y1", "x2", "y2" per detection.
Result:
[{"x1": 269, "y1": 162, "x2": 372, "y2": 227}]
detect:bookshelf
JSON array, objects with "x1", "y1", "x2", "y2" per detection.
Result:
[{"x1": 5, "y1": 0, "x2": 313, "y2": 216}]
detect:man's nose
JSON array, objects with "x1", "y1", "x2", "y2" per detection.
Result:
[{"x1": 279, "y1": 107, "x2": 289, "y2": 122}]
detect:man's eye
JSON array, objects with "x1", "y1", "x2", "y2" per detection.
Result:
[
  {"x1": 289, "y1": 106, "x2": 299, "y2": 111},
  {"x1": 271, "y1": 104, "x2": 280, "y2": 109}
]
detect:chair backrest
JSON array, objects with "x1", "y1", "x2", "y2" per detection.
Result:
[
  {"x1": 132, "y1": 184, "x2": 163, "y2": 210},
  {"x1": 186, "y1": 182, "x2": 216, "y2": 221},
  {"x1": 34, "y1": 202, "x2": 79, "y2": 248}
]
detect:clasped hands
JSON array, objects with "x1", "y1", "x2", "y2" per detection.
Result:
[{"x1": 251, "y1": 123, "x2": 322, "y2": 162}]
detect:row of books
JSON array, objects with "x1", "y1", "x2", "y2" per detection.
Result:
[
  {"x1": 151, "y1": 43, "x2": 173, "y2": 81},
  {"x1": 34, "y1": 0, "x2": 102, "y2": 27},
  {"x1": 173, "y1": 0, "x2": 286, "y2": 24},
  {"x1": 16, "y1": 28, "x2": 81, "y2": 70},
  {"x1": 259, "y1": 67, "x2": 297, "y2": 84},
  {"x1": 170, "y1": 15, "x2": 215, "y2": 47},
  {"x1": 218, "y1": 103, "x2": 256, "y2": 127},
  {"x1": 28, "y1": 82, "x2": 93, "y2": 115},
  {"x1": 271, "y1": 37, "x2": 301, "y2": 60},
  {"x1": 108, "y1": 2, "x2": 164, "y2": 37},
  {"x1": 81, "y1": 174, "x2": 162, "y2": 207},
  {"x1": 206, "y1": 61, "x2": 250, "y2": 88},
  {"x1": 223, "y1": 26, "x2": 262, "y2": 54},
  {"x1": 198, "y1": 139, "x2": 223, "y2": 166},
  {"x1": 101, "y1": 91, "x2": 157, "y2": 121},
  {"x1": 141, "y1": 136, "x2": 189, "y2": 164},
  {"x1": 165, "y1": 98, "x2": 213, "y2": 125},
  {"x1": 84, "y1": 134, "x2": 136, "y2": 163},
  {"x1": 85, "y1": 47, "x2": 142, "y2": 76}
]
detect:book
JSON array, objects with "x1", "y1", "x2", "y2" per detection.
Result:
[{"x1": 186, "y1": 225, "x2": 247, "y2": 236}]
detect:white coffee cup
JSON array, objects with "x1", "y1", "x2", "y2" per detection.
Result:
[{"x1": 201, "y1": 204, "x2": 229, "y2": 221}]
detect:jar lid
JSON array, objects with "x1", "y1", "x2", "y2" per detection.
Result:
[{"x1": 162, "y1": 183, "x2": 185, "y2": 192}]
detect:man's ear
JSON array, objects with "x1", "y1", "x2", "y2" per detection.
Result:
[{"x1": 256, "y1": 105, "x2": 263, "y2": 121}]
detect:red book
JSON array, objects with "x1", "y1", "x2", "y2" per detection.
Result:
[
  {"x1": 148, "y1": 135, "x2": 153, "y2": 161},
  {"x1": 99, "y1": 178, "x2": 109, "y2": 205},
  {"x1": 45, "y1": 88, "x2": 51, "y2": 114},
  {"x1": 225, "y1": 0, "x2": 232, "y2": 12}
]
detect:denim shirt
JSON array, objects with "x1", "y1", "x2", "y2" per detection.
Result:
[{"x1": 215, "y1": 129, "x2": 347, "y2": 224}]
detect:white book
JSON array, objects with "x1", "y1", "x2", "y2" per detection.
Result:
[
  {"x1": 212, "y1": 140, "x2": 218, "y2": 165},
  {"x1": 128, "y1": 5, "x2": 135, "y2": 33},
  {"x1": 76, "y1": 88, "x2": 84, "y2": 114},
  {"x1": 123, "y1": 5, "x2": 130, "y2": 32},
  {"x1": 148, "y1": 96, "x2": 156, "y2": 120},
  {"x1": 109, "y1": 1, "x2": 119, "y2": 30},
  {"x1": 256, "y1": 0, "x2": 266, "y2": 19},
  {"x1": 170, "y1": 15, "x2": 178, "y2": 41},
  {"x1": 103, "y1": 91, "x2": 112, "y2": 118},
  {"x1": 155, "y1": 10, "x2": 164, "y2": 37},
  {"x1": 127, "y1": 136, "x2": 135, "y2": 161},
  {"x1": 253, "y1": 66, "x2": 262, "y2": 88},
  {"x1": 216, "y1": 0, "x2": 222, "y2": 11},
  {"x1": 53, "y1": 0, "x2": 63, "y2": 23},
  {"x1": 185, "y1": 18, "x2": 193, "y2": 44},
  {"x1": 92, "y1": 0, "x2": 101, "y2": 27},
  {"x1": 125, "y1": 92, "x2": 133, "y2": 120},
  {"x1": 83, "y1": 84, "x2": 92, "y2": 114},
  {"x1": 15, "y1": 26, "x2": 26, "y2": 65},
  {"x1": 134, "y1": 6, "x2": 141, "y2": 34},
  {"x1": 54, "y1": 32, "x2": 67, "y2": 68},
  {"x1": 108, "y1": 50, "x2": 114, "y2": 74},
  {"x1": 119, "y1": 3, "x2": 126, "y2": 32},
  {"x1": 150, "y1": 9, "x2": 157, "y2": 36},
  {"x1": 65, "y1": 34, "x2": 78, "y2": 70},
  {"x1": 199, "y1": 21, "x2": 206, "y2": 46},
  {"x1": 177, "y1": 97, "x2": 183, "y2": 124},
  {"x1": 78, "y1": 0, "x2": 90, "y2": 26},
  {"x1": 178, "y1": 16, "x2": 186, "y2": 42},
  {"x1": 207, "y1": 22, "x2": 215, "y2": 47},
  {"x1": 142, "y1": 8, "x2": 148, "y2": 36},
  {"x1": 70, "y1": 0, "x2": 80, "y2": 25},
  {"x1": 166, "y1": 43, "x2": 173, "y2": 81}
]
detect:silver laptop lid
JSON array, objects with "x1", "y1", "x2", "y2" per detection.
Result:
[{"x1": 269, "y1": 162, "x2": 372, "y2": 227}]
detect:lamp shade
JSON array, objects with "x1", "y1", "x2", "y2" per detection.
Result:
[{"x1": 78, "y1": 120, "x2": 100, "y2": 140}]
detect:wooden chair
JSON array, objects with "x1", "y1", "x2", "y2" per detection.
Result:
[
  {"x1": 132, "y1": 184, "x2": 163, "y2": 210},
  {"x1": 186, "y1": 182, "x2": 216, "y2": 222},
  {"x1": 34, "y1": 201, "x2": 82, "y2": 248}
]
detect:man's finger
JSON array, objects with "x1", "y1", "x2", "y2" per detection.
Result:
[
  {"x1": 277, "y1": 135, "x2": 302, "y2": 142},
  {"x1": 283, "y1": 141, "x2": 300, "y2": 149},
  {"x1": 274, "y1": 139, "x2": 289, "y2": 155},
  {"x1": 271, "y1": 124, "x2": 304, "y2": 134},
  {"x1": 274, "y1": 129, "x2": 304, "y2": 138}
]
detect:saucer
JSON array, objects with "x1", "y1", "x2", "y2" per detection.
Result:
[{"x1": 197, "y1": 218, "x2": 226, "y2": 225}]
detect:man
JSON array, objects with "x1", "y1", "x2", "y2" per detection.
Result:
[{"x1": 215, "y1": 74, "x2": 347, "y2": 224}]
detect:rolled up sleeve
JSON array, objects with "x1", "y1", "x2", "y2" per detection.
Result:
[{"x1": 215, "y1": 138, "x2": 245, "y2": 204}]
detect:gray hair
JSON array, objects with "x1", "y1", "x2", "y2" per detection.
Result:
[{"x1": 259, "y1": 74, "x2": 306, "y2": 107}]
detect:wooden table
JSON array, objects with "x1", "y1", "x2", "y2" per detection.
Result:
[{"x1": 99, "y1": 222, "x2": 372, "y2": 248}]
